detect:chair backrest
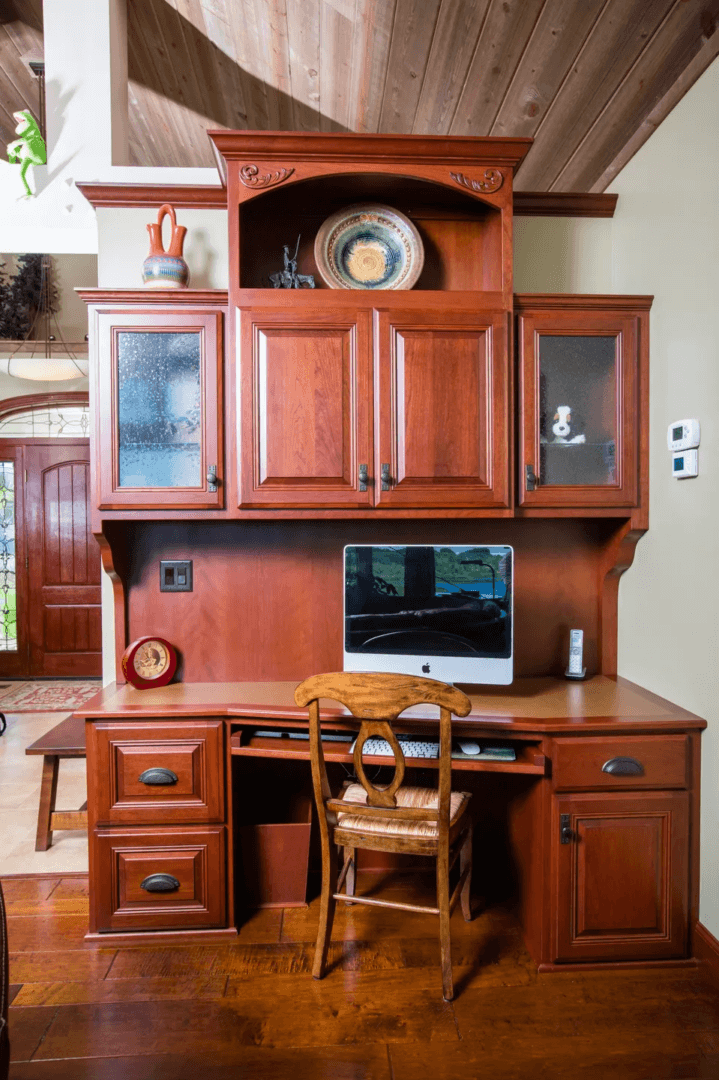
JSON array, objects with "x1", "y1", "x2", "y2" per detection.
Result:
[{"x1": 295, "y1": 672, "x2": 471, "y2": 840}]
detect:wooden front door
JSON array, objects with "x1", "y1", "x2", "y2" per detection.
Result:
[{"x1": 23, "y1": 441, "x2": 101, "y2": 677}]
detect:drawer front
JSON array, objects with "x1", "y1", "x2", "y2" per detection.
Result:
[
  {"x1": 93, "y1": 826, "x2": 226, "y2": 931},
  {"x1": 92, "y1": 720, "x2": 225, "y2": 825},
  {"x1": 553, "y1": 735, "x2": 688, "y2": 792}
]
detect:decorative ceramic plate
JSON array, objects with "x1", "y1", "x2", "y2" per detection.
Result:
[{"x1": 314, "y1": 204, "x2": 424, "y2": 290}]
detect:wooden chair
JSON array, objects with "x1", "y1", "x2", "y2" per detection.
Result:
[{"x1": 294, "y1": 671, "x2": 473, "y2": 1001}]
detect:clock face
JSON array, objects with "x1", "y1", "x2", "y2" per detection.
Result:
[
  {"x1": 133, "y1": 640, "x2": 170, "y2": 680},
  {"x1": 122, "y1": 636, "x2": 178, "y2": 689}
]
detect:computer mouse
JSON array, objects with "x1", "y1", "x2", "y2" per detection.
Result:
[{"x1": 457, "y1": 738, "x2": 481, "y2": 755}]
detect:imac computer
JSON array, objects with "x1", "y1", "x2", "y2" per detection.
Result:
[{"x1": 343, "y1": 544, "x2": 513, "y2": 685}]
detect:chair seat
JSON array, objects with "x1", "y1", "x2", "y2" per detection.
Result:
[{"x1": 337, "y1": 783, "x2": 469, "y2": 840}]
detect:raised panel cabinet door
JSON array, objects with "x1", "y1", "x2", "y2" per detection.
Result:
[
  {"x1": 238, "y1": 306, "x2": 373, "y2": 507},
  {"x1": 553, "y1": 792, "x2": 689, "y2": 962},
  {"x1": 375, "y1": 307, "x2": 510, "y2": 507},
  {"x1": 518, "y1": 307, "x2": 644, "y2": 507},
  {"x1": 95, "y1": 309, "x2": 223, "y2": 509}
]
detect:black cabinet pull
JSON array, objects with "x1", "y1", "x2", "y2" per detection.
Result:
[
  {"x1": 381, "y1": 463, "x2": 391, "y2": 491},
  {"x1": 560, "y1": 813, "x2": 573, "y2": 844},
  {"x1": 140, "y1": 874, "x2": 180, "y2": 893},
  {"x1": 358, "y1": 463, "x2": 368, "y2": 492},
  {"x1": 525, "y1": 465, "x2": 538, "y2": 491},
  {"x1": 138, "y1": 767, "x2": 178, "y2": 786},
  {"x1": 207, "y1": 465, "x2": 219, "y2": 492},
  {"x1": 602, "y1": 756, "x2": 644, "y2": 776}
]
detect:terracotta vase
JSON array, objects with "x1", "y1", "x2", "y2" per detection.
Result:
[{"x1": 142, "y1": 203, "x2": 190, "y2": 288}]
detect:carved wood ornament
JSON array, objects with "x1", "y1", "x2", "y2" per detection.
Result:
[
  {"x1": 239, "y1": 164, "x2": 295, "y2": 189},
  {"x1": 450, "y1": 169, "x2": 503, "y2": 194}
]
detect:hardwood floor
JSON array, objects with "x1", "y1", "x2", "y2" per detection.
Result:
[{"x1": 4, "y1": 871, "x2": 719, "y2": 1079}]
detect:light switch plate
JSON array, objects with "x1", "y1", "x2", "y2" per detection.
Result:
[{"x1": 160, "y1": 560, "x2": 193, "y2": 591}]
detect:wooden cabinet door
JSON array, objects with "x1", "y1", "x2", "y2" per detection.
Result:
[
  {"x1": 375, "y1": 306, "x2": 509, "y2": 507},
  {"x1": 518, "y1": 307, "x2": 642, "y2": 507},
  {"x1": 553, "y1": 792, "x2": 689, "y2": 962},
  {"x1": 95, "y1": 309, "x2": 223, "y2": 509},
  {"x1": 238, "y1": 306, "x2": 372, "y2": 507}
]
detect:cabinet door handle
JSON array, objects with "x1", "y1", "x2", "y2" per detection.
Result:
[
  {"x1": 358, "y1": 463, "x2": 368, "y2": 492},
  {"x1": 602, "y1": 756, "x2": 644, "y2": 776},
  {"x1": 138, "y1": 767, "x2": 178, "y2": 786},
  {"x1": 525, "y1": 465, "x2": 538, "y2": 491},
  {"x1": 560, "y1": 813, "x2": 573, "y2": 844},
  {"x1": 140, "y1": 873, "x2": 180, "y2": 893},
  {"x1": 381, "y1": 463, "x2": 391, "y2": 491},
  {"x1": 207, "y1": 465, "x2": 219, "y2": 492}
]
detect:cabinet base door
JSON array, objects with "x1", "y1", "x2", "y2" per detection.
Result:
[{"x1": 553, "y1": 792, "x2": 689, "y2": 962}]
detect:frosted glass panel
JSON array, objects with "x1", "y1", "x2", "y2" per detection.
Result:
[
  {"x1": 539, "y1": 335, "x2": 617, "y2": 487},
  {"x1": 117, "y1": 331, "x2": 202, "y2": 488}
]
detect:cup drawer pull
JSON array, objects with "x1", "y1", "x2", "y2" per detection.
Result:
[
  {"x1": 140, "y1": 873, "x2": 180, "y2": 893},
  {"x1": 602, "y1": 756, "x2": 644, "y2": 776},
  {"x1": 138, "y1": 767, "x2": 178, "y2": 786}
]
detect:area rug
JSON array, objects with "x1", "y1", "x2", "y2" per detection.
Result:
[{"x1": 0, "y1": 680, "x2": 102, "y2": 712}]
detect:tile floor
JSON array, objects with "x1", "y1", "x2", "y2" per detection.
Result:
[{"x1": 0, "y1": 710, "x2": 88, "y2": 875}]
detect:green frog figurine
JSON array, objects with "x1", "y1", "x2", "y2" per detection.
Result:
[{"x1": 7, "y1": 110, "x2": 46, "y2": 198}]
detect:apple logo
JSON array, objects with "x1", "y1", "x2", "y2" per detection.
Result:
[{"x1": 422, "y1": 663, "x2": 430, "y2": 674}]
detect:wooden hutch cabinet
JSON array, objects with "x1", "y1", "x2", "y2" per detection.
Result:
[{"x1": 76, "y1": 132, "x2": 704, "y2": 974}]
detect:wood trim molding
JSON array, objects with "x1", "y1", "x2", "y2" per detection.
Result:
[
  {"x1": 694, "y1": 921, "x2": 719, "y2": 985},
  {"x1": 513, "y1": 192, "x2": 617, "y2": 217},
  {"x1": 77, "y1": 289, "x2": 228, "y2": 305},
  {"x1": 77, "y1": 183, "x2": 617, "y2": 219},
  {"x1": 0, "y1": 391, "x2": 89, "y2": 421},
  {"x1": 514, "y1": 294, "x2": 653, "y2": 311},
  {"x1": 76, "y1": 184, "x2": 226, "y2": 209}
]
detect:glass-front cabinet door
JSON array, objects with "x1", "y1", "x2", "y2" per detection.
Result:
[
  {"x1": 518, "y1": 303, "x2": 645, "y2": 507},
  {"x1": 96, "y1": 310, "x2": 223, "y2": 509}
]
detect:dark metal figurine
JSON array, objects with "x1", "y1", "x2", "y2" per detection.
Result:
[{"x1": 269, "y1": 236, "x2": 315, "y2": 289}]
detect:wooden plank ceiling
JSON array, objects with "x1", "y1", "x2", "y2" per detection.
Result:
[{"x1": 2, "y1": 0, "x2": 718, "y2": 191}]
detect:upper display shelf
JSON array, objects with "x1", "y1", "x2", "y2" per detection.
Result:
[{"x1": 208, "y1": 131, "x2": 532, "y2": 300}]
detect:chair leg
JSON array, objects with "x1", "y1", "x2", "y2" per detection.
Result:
[
  {"x1": 35, "y1": 754, "x2": 59, "y2": 852},
  {"x1": 436, "y1": 853, "x2": 454, "y2": 1002},
  {"x1": 460, "y1": 825, "x2": 473, "y2": 922},
  {"x1": 313, "y1": 837, "x2": 338, "y2": 980},
  {"x1": 344, "y1": 846, "x2": 356, "y2": 903}
]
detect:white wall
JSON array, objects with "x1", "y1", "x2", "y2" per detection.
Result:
[
  {"x1": 514, "y1": 217, "x2": 612, "y2": 294},
  {"x1": 608, "y1": 59, "x2": 719, "y2": 937},
  {"x1": 96, "y1": 209, "x2": 227, "y2": 289}
]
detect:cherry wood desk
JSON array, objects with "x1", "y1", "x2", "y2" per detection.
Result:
[{"x1": 75, "y1": 676, "x2": 705, "y2": 971}]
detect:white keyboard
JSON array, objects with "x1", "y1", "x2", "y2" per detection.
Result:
[{"x1": 351, "y1": 735, "x2": 439, "y2": 759}]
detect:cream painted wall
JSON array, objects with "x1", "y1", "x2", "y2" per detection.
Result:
[
  {"x1": 96, "y1": 209, "x2": 228, "y2": 289},
  {"x1": 514, "y1": 217, "x2": 612, "y2": 294},
  {"x1": 608, "y1": 60, "x2": 719, "y2": 936}
]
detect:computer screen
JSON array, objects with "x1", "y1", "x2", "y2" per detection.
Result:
[{"x1": 343, "y1": 544, "x2": 513, "y2": 685}]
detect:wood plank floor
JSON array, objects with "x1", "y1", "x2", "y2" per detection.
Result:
[{"x1": 4, "y1": 871, "x2": 719, "y2": 1079}]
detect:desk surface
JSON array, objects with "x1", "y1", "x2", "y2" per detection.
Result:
[{"x1": 73, "y1": 675, "x2": 706, "y2": 734}]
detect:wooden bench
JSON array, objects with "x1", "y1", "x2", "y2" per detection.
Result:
[{"x1": 25, "y1": 715, "x2": 87, "y2": 851}]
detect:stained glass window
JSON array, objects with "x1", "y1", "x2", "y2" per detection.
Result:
[
  {"x1": 0, "y1": 462, "x2": 16, "y2": 651},
  {"x1": 0, "y1": 405, "x2": 90, "y2": 438}
]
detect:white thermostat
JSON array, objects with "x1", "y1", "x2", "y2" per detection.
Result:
[
  {"x1": 672, "y1": 449, "x2": 699, "y2": 479},
  {"x1": 667, "y1": 419, "x2": 700, "y2": 452}
]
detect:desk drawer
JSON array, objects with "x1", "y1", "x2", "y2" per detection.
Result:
[
  {"x1": 91, "y1": 720, "x2": 225, "y2": 825},
  {"x1": 93, "y1": 826, "x2": 226, "y2": 931},
  {"x1": 552, "y1": 735, "x2": 688, "y2": 792}
]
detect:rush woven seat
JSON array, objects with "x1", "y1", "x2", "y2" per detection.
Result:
[
  {"x1": 337, "y1": 783, "x2": 470, "y2": 840},
  {"x1": 295, "y1": 671, "x2": 474, "y2": 1001}
]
